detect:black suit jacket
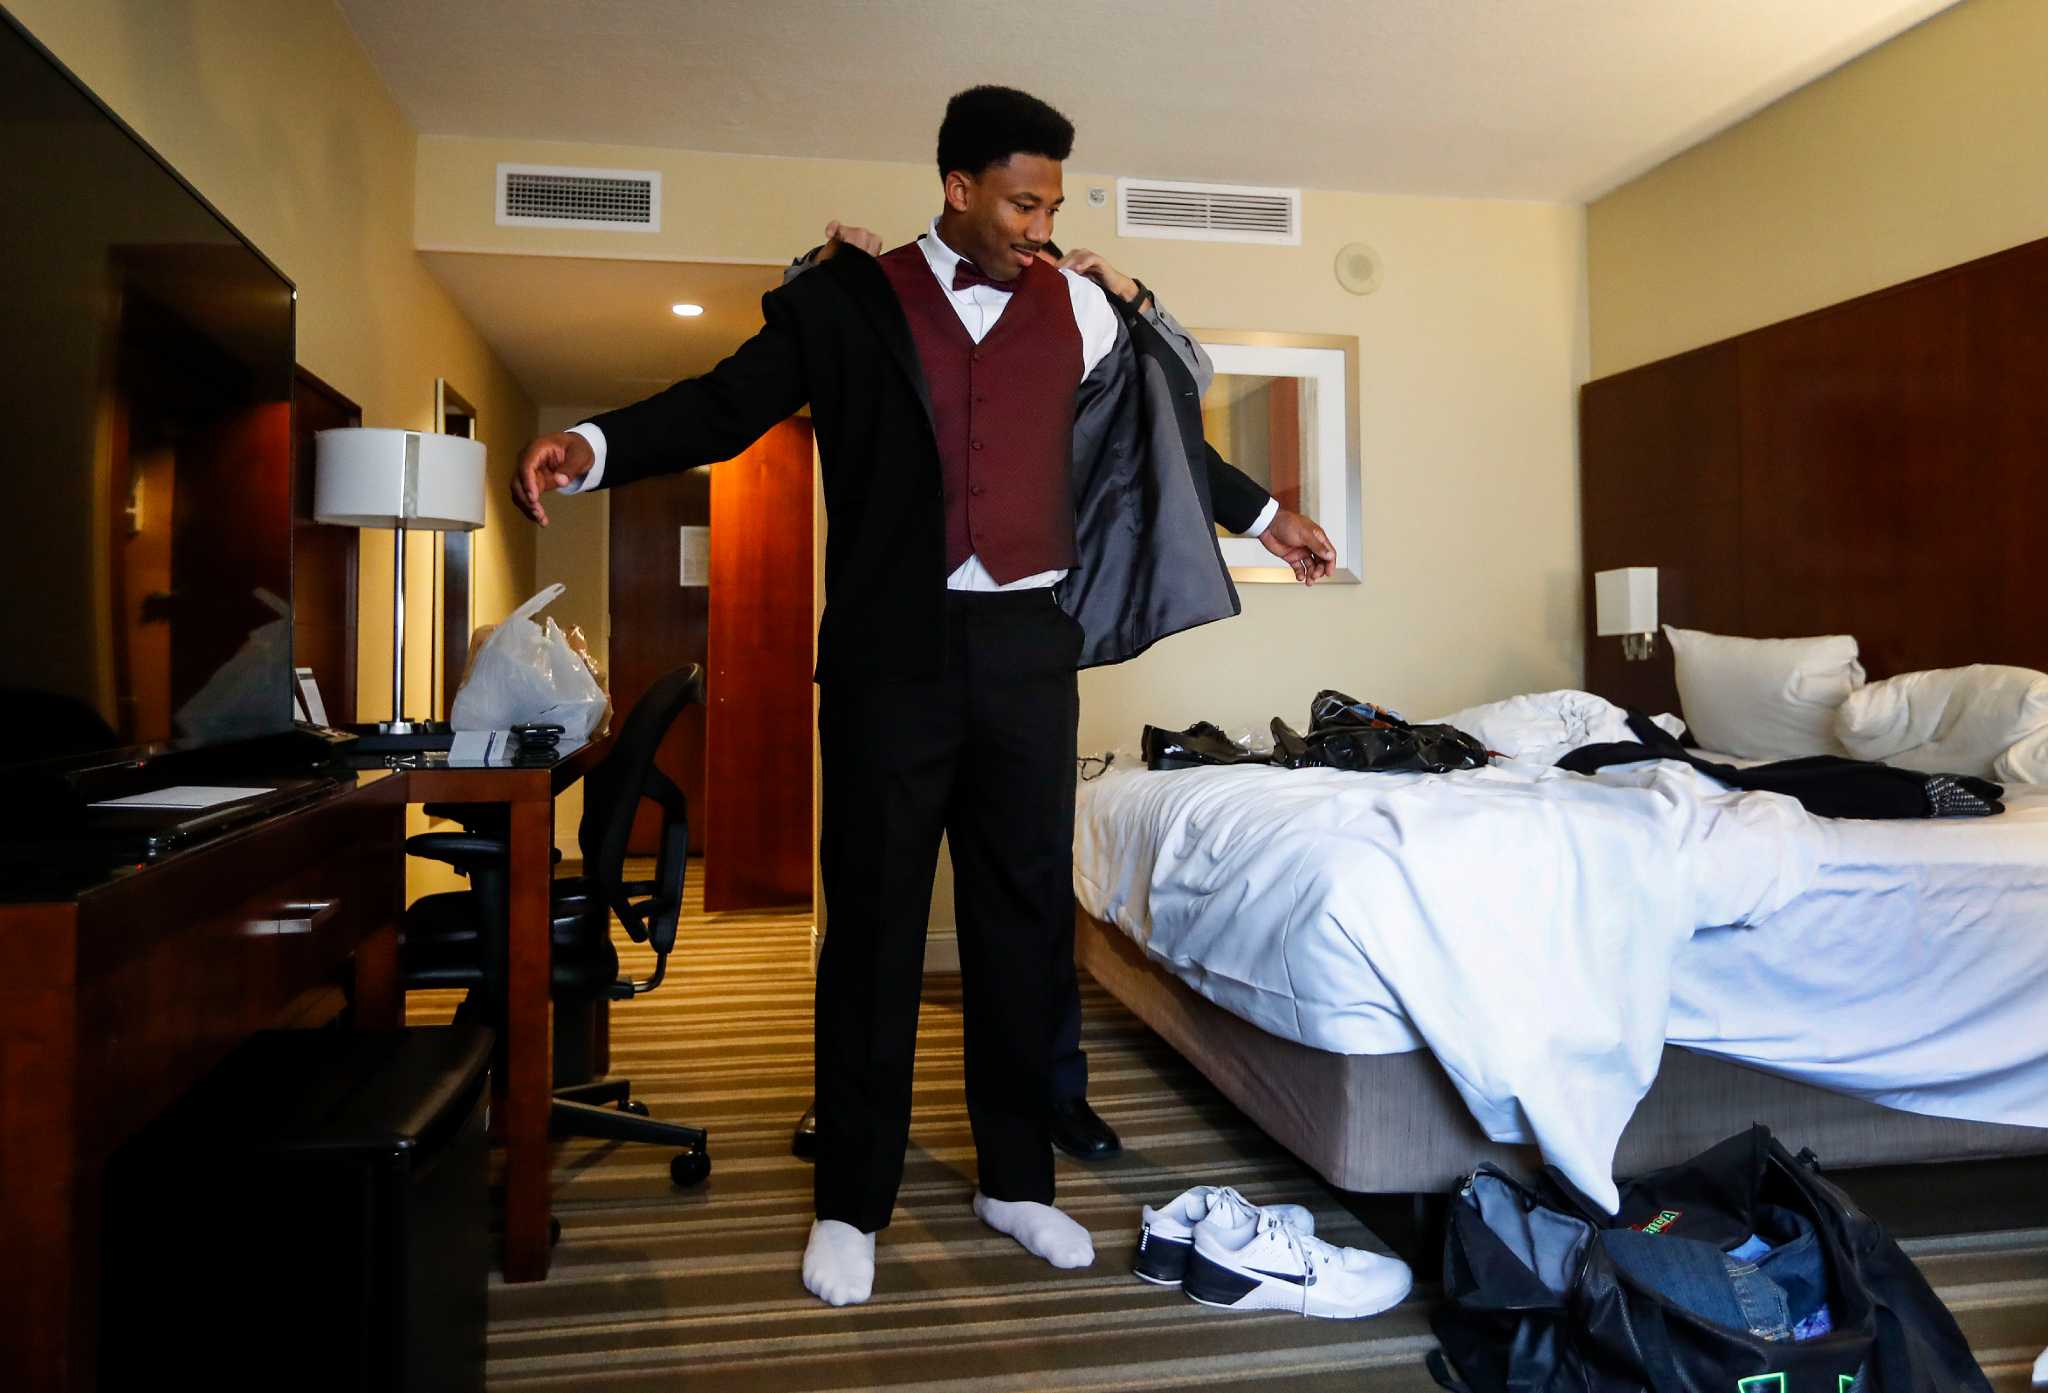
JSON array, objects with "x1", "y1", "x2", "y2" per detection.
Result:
[{"x1": 587, "y1": 246, "x2": 1261, "y2": 682}]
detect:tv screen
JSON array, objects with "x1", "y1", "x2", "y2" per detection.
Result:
[{"x1": 0, "y1": 12, "x2": 297, "y2": 776}]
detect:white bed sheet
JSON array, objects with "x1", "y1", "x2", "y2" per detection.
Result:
[
  {"x1": 1073, "y1": 720, "x2": 2048, "y2": 1204},
  {"x1": 1671, "y1": 774, "x2": 2048, "y2": 1126}
]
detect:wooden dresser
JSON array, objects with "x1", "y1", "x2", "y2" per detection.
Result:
[{"x1": 0, "y1": 774, "x2": 408, "y2": 1392}]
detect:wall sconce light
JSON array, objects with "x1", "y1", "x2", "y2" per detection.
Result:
[{"x1": 1595, "y1": 566, "x2": 1658, "y2": 661}]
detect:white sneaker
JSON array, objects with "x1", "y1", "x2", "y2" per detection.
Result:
[
  {"x1": 1184, "y1": 1210, "x2": 1412, "y2": 1319},
  {"x1": 1134, "y1": 1186, "x2": 1316, "y2": 1287}
]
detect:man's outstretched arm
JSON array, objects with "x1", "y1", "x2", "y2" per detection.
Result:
[
  {"x1": 1058, "y1": 247, "x2": 1337, "y2": 584},
  {"x1": 511, "y1": 287, "x2": 811, "y2": 525}
]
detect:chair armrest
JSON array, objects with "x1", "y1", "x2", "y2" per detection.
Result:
[{"x1": 406, "y1": 831, "x2": 509, "y2": 872}]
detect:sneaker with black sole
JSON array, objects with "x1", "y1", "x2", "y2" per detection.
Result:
[
  {"x1": 1184, "y1": 1210, "x2": 1412, "y2": 1318},
  {"x1": 1134, "y1": 1186, "x2": 1317, "y2": 1287}
]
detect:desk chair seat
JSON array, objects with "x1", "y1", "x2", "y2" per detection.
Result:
[{"x1": 399, "y1": 665, "x2": 710, "y2": 1190}]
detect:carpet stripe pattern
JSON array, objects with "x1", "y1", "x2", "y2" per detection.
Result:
[{"x1": 407, "y1": 864, "x2": 2048, "y2": 1391}]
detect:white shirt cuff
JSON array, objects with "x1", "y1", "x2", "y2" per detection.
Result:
[
  {"x1": 1244, "y1": 495, "x2": 1281, "y2": 538},
  {"x1": 560, "y1": 422, "x2": 608, "y2": 493}
]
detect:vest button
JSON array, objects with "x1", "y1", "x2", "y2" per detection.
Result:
[
  {"x1": 970, "y1": 484, "x2": 985, "y2": 496},
  {"x1": 970, "y1": 440, "x2": 983, "y2": 451},
  {"x1": 971, "y1": 350, "x2": 983, "y2": 362}
]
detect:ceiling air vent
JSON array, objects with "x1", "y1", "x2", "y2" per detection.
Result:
[
  {"x1": 496, "y1": 163, "x2": 661, "y2": 232},
  {"x1": 1116, "y1": 177, "x2": 1300, "y2": 246}
]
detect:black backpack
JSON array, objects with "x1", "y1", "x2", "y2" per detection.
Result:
[{"x1": 1429, "y1": 1126, "x2": 1991, "y2": 1393}]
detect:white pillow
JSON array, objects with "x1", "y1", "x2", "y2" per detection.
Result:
[
  {"x1": 1996, "y1": 726, "x2": 2048, "y2": 785},
  {"x1": 1428, "y1": 690, "x2": 1684, "y2": 766},
  {"x1": 1663, "y1": 626, "x2": 1865, "y2": 761},
  {"x1": 1835, "y1": 665, "x2": 2048, "y2": 779}
]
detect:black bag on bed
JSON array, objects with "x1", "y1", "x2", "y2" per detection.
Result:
[
  {"x1": 1427, "y1": 1126, "x2": 1990, "y2": 1393},
  {"x1": 1269, "y1": 690, "x2": 1490, "y2": 774}
]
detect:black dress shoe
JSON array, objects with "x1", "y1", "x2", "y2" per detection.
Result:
[
  {"x1": 792, "y1": 1104, "x2": 818, "y2": 1160},
  {"x1": 1050, "y1": 1097, "x2": 1121, "y2": 1160},
  {"x1": 1142, "y1": 721, "x2": 1273, "y2": 771}
]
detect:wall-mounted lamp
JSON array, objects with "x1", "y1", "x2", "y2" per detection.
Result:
[{"x1": 1595, "y1": 566, "x2": 1658, "y2": 662}]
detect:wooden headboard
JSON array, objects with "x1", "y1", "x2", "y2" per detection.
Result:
[{"x1": 1581, "y1": 234, "x2": 2048, "y2": 719}]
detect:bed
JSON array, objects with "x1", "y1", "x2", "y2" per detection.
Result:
[
  {"x1": 1069, "y1": 238, "x2": 2048, "y2": 1204},
  {"x1": 1072, "y1": 722, "x2": 2048, "y2": 1203}
]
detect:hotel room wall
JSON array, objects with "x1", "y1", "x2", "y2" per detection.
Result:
[
  {"x1": 11, "y1": 0, "x2": 541, "y2": 734},
  {"x1": 1587, "y1": 0, "x2": 2048, "y2": 376},
  {"x1": 532, "y1": 405, "x2": 612, "y2": 854},
  {"x1": 418, "y1": 136, "x2": 1590, "y2": 752}
]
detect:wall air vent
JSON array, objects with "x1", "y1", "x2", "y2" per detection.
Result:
[
  {"x1": 496, "y1": 163, "x2": 661, "y2": 232},
  {"x1": 1116, "y1": 177, "x2": 1300, "y2": 246}
]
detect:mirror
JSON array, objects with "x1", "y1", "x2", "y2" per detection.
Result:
[{"x1": 1194, "y1": 330, "x2": 1361, "y2": 584}]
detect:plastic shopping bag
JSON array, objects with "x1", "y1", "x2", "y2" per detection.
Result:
[{"x1": 450, "y1": 583, "x2": 611, "y2": 740}]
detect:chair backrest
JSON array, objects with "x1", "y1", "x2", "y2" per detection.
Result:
[{"x1": 577, "y1": 664, "x2": 703, "y2": 956}]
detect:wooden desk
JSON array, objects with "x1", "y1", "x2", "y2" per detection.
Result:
[
  {"x1": 0, "y1": 775, "x2": 409, "y2": 1393},
  {"x1": 0, "y1": 741, "x2": 607, "y2": 1388},
  {"x1": 400, "y1": 737, "x2": 610, "y2": 1284}
]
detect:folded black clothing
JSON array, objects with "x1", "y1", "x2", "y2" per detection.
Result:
[{"x1": 1557, "y1": 711, "x2": 2004, "y2": 819}]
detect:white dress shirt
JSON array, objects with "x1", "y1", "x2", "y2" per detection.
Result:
[{"x1": 564, "y1": 220, "x2": 1277, "y2": 591}]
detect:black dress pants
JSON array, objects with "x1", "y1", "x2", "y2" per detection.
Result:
[{"x1": 814, "y1": 589, "x2": 1081, "y2": 1233}]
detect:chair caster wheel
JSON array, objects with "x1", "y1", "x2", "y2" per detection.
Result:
[
  {"x1": 621, "y1": 1100, "x2": 650, "y2": 1116},
  {"x1": 671, "y1": 1147, "x2": 711, "y2": 1188}
]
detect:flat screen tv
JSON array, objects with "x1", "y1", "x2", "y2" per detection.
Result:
[{"x1": 0, "y1": 8, "x2": 297, "y2": 782}]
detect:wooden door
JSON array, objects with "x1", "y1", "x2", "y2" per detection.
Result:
[
  {"x1": 605, "y1": 418, "x2": 815, "y2": 907},
  {"x1": 609, "y1": 464, "x2": 712, "y2": 856},
  {"x1": 704, "y1": 418, "x2": 816, "y2": 911}
]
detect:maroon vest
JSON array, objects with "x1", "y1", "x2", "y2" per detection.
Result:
[{"x1": 879, "y1": 241, "x2": 1083, "y2": 581}]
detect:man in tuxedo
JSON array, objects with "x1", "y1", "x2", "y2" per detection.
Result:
[
  {"x1": 511, "y1": 85, "x2": 1333, "y2": 1308},
  {"x1": 783, "y1": 226, "x2": 1334, "y2": 1166}
]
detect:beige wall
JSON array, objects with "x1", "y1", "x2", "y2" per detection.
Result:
[
  {"x1": 420, "y1": 136, "x2": 1589, "y2": 751},
  {"x1": 532, "y1": 405, "x2": 612, "y2": 853},
  {"x1": 12, "y1": 0, "x2": 539, "y2": 727},
  {"x1": 1588, "y1": 0, "x2": 2048, "y2": 376}
]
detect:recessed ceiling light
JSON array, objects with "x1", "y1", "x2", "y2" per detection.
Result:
[{"x1": 671, "y1": 302, "x2": 703, "y2": 317}]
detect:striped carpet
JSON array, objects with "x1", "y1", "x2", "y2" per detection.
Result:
[{"x1": 408, "y1": 863, "x2": 2048, "y2": 1391}]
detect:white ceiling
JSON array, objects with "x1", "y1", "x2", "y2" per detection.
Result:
[
  {"x1": 339, "y1": 0, "x2": 1956, "y2": 202},
  {"x1": 419, "y1": 252, "x2": 783, "y2": 407}
]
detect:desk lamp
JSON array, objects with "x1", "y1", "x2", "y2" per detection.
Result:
[{"x1": 314, "y1": 428, "x2": 486, "y2": 749}]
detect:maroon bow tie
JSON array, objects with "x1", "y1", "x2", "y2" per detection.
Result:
[{"x1": 951, "y1": 260, "x2": 1016, "y2": 294}]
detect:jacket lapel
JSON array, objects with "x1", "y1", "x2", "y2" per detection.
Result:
[{"x1": 820, "y1": 246, "x2": 937, "y2": 431}]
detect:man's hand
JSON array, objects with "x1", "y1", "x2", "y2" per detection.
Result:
[
  {"x1": 510, "y1": 431, "x2": 596, "y2": 527},
  {"x1": 812, "y1": 220, "x2": 883, "y2": 261},
  {"x1": 1053, "y1": 247, "x2": 1139, "y2": 304},
  {"x1": 1260, "y1": 508, "x2": 1338, "y2": 585}
]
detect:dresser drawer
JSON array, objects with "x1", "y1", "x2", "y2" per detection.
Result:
[{"x1": 74, "y1": 786, "x2": 404, "y2": 1149}]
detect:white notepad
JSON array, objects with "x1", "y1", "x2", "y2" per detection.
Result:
[{"x1": 89, "y1": 786, "x2": 271, "y2": 810}]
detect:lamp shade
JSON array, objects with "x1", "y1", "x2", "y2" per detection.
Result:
[
  {"x1": 313, "y1": 427, "x2": 486, "y2": 530},
  {"x1": 1594, "y1": 566, "x2": 1658, "y2": 636}
]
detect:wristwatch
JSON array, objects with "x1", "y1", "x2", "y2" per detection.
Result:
[{"x1": 1127, "y1": 278, "x2": 1154, "y2": 313}]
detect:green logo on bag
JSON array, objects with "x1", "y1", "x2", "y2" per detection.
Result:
[
  {"x1": 1735, "y1": 1377, "x2": 1784, "y2": 1393},
  {"x1": 1635, "y1": 1208, "x2": 1683, "y2": 1235}
]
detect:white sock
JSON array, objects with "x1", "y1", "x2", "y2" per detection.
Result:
[
  {"x1": 802, "y1": 1219, "x2": 876, "y2": 1306},
  {"x1": 973, "y1": 1192, "x2": 1095, "y2": 1269}
]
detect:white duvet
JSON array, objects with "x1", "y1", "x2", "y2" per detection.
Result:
[{"x1": 1074, "y1": 692, "x2": 1824, "y2": 1210}]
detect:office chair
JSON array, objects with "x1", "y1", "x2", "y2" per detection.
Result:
[{"x1": 400, "y1": 664, "x2": 711, "y2": 1188}]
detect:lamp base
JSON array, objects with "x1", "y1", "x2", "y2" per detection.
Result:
[{"x1": 340, "y1": 719, "x2": 455, "y2": 753}]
